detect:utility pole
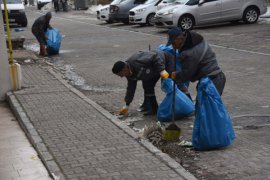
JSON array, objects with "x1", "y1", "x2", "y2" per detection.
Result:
[{"x1": 0, "y1": 9, "x2": 12, "y2": 101}]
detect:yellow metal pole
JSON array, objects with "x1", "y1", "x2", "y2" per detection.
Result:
[{"x1": 3, "y1": 0, "x2": 13, "y2": 64}]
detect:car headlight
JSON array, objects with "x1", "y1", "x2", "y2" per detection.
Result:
[
  {"x1": 136, "y1": 8, "x2": 146, "y2": 13},
  {"x1": 163, "y1": 8, "x2": 177, "y2": 15}
]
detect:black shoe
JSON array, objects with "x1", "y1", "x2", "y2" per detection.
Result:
[
  {"x1": 137, "y1": 96, "x2": 150, "y2": 112},
  {"x1": 137, "y1": 105, "x2": 149, "y2": 112},
  {"x1": 143, "y1": 109, "x2": 157, "y2": 116},
  {"x1": 143, "y1": 96, "x2": 158, "y2": 116}
]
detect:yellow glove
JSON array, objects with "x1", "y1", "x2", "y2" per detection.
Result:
[
  {"x1": 160, "y1": 70, "x2": 169, "y2": 79},
  {"x1": 115, "y1": 105, "x2": 129, "y2": 116},
  {"x1": 171, "y1": 71, "x2": 176, "y2": 80}
]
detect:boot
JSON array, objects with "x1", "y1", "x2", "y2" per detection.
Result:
[
  {"x1": 39, "y1": 45, "x2": 48, "y2": 56},
  {"x1": 143, "y1": 96, "x2": 158, "y2": 116},
  {"x1": 137, "y1": 96, "x2": 150, "y2": 112}
]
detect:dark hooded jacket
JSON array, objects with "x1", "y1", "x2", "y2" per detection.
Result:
[
  {"x1": 31, "y1": 13, "x2": 51, "y2": 39},
  {"x1": 124, "y1": 50, "x2": 174, "y2": 105},
  {"x1": 175, "y1": 31, "x2": 221, "y2": 83}
]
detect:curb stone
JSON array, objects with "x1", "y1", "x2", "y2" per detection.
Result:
[
  {"x1": 6, "y1": 92, "x2": 66, "y2": 180},
  {"x1": 48, "y1": 68, "x2": 197, "y2": 180}
]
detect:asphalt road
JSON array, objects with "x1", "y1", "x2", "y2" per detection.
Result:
[{"x1": 11, "y1": 6, "x2": 270, "y2": 179}]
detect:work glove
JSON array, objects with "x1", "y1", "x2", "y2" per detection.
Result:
[
  {"x1": 115, "y1": 105, "x2": 129, "y2": 116},
  {"x1": 160, "y1": 70, "x2": 169, "y2": 79},
  {"x1": 171, "y1": 71, "x2": 176, "y2": 80}
]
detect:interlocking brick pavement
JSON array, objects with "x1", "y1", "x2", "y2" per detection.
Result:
[{"x1": 7, "y1": 63, "x2": 195, "y2": 179}]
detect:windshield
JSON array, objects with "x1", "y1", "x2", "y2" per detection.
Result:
[
  {"x1": 1, "y1": 0, "x2": 22, "y2": 4},
  {"x1": 144, "y1": 0, "x2": 158, "y2": 4},
  {"x1": 174, "y1": 0, "x2": 189, "y2": 4}
]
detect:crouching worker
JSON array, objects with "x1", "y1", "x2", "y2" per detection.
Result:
[
  {"x1": 31, "y1": 12, "x2": 52, "y2": 56},
  {"x1": 167, "y1": 27, "x2": 226, "y2": 97},
  {"x1": 112, "y1": 50, "x2": 173, "y2": 116}
]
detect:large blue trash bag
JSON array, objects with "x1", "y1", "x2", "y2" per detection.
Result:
[
  {"x1": 157, "y1": 78, "x2": 195, "y2": 122},
  {"x1": 192, "y1": 77, "x2": 235, "y2": 150},
  {"x1": 158, "y1": 44, "x2": 181, "y2": 70},
  {"x1": 158, "y1": 44, "x2": 189, "y2": 88},
  {"x1": 46, "y1": 28, "x2": 62, "y2": 55}
]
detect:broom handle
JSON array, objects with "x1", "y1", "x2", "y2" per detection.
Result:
[{"x1": 172, "y1": 48, "x2": 177, "y2": 123}]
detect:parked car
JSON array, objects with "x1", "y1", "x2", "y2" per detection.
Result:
[
  {"x1": 154, "y1": 0, "x2": 268, "y2": 30},
  {"x1": 129, "y1": 0, "x2": 162, "y2": 26},
  {"x1": 109, "y1": 0, "x2": 147, "y2": 24},
  {"x1": 1, "y1": 0, "x2": 28, "y2": 27},
  {"x1": 97, "y1": 5, "x2": 111, "y2": 22},
  {"x1": 156, "y1": 0, "x2": 176, "y2": 10},
  {"x1": 96, "y1": 0, "x2": 124, "y2": 23},
  {"x1": 36, "y1": 0, "x2": 51, "y2": 10}
]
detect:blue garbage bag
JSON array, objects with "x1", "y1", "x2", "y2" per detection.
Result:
[
  {"x1": 192, "y1": 77, "x2": 235, "y2": 150},
  {"x1": 158, "y1": 44, "x2": 181, "y2": 70},
  {"x1": 157, "y1": 78, "x2": 195, "y2": 122},
  {"x1": 158, "y1": 44, "x2": 189, "y2": 88},
  {"x1": 46, "y1": 28, "x2": 62, "y2": 55}
]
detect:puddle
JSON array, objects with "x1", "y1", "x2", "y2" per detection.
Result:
[
  {"x1": 24, "y1": 43, "x2": 124, "y2": 92},
  {"x1": 24, "y1": 43, "x2": 39, "y2": 53},
  {"x1": 59, "y1": 49, "x2": 77, "y2": 53}
]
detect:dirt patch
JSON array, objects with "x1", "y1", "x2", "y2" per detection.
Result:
[{"x1": 142, "y1": 123, "x2": 219, "y2": 180}]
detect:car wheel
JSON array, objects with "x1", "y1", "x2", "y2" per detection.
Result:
[
  {"x1": 21, "y1": 18, "x2": 28, "y2": 27},
  {"x1": 146, "y1": 13, "x2": 155, "y2": 26},
  {"x1": 178, "y1": 15, "x2": 194, "y2": 30},
  {"x1": 106, "y1": 19, "x2": 113, "y2": 24},
  {"x1": 122, "y1": 19, "x2": 129, "y2": 25},
  {"x1": 243, "y1": 7, "x2": 259, "y2": 24},
  {"x1": 37, "y1": 3, "x2": 42, "y2": 10}
]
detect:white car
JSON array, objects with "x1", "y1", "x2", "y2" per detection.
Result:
[
  {"x1": 154, "y1": 0, "x2": 268, "y2": 30},
  {"x1": 36, "y1": 0, "x2": 51, "y2": 9},
  {"x1": 96, "y1": 0, "x2": 125, "y2": 23},
  {"x1": 96, "y1": 4, "x2": 111, "y2": 23},
  {"x1": 1, "y1": 0, "x2": 28, "y2": 27},
  {"x1": 129, "y1": 0, "x2": 162, "y2": 26}
]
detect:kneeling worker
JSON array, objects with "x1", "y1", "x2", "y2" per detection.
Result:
[{"x1": 112, "y1": 50, "x2": 172, "y2": 116}]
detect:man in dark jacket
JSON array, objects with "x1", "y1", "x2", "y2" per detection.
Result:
[
  {"x1": 112, "y1": 50, "x2": 172, "y2": 116},
  {"x1": 31, "y1": 12, "x2": 52, "y2": 56},
  {"x1": 168, "y1": 27, "x2": 226, "y2": 96}
]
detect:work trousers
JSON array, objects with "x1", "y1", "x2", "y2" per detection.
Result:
[{"x1": 142, "y1": 76, "x2": 160, "y2": 97}]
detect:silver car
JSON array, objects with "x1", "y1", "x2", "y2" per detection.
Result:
[{"x1": 154, "y1": 0, "x2": 268, "y2": 30}]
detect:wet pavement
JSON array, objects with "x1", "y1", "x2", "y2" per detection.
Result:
[{"x1": 3, "y1": 4, "x2": 270, "y2": 180}]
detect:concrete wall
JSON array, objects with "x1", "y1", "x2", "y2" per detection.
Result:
[{"x1": 0, "y1": 11, "x2": 12, "y2": 101}]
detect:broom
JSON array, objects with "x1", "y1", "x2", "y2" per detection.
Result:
[{"x1": 162, "y1": 48, "x2": 181, "y2": 141}]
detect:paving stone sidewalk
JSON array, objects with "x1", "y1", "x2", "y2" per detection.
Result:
[{"x1": 7, "y1": 63, "x2": 196, "y2": 180}]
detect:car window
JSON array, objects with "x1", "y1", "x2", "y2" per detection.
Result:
[
  {"x1": 174, "y1": 0, "x2": 189, "y2": 4},
  {"x1": 186, "y1": 0, "x2": 198, "y2": 5},
  {"x1": 134, "y1": 0, "x2": 147, "y2": 4},
  {"x1": 162, "y1": 0, "x2": 176, "y2": 3},
  {"x1": 144, "y1": 0, "x2": 158, "y2": 4},
  {"x1": 204, "y1": 0, "x2": 218, "y2": 2}
]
